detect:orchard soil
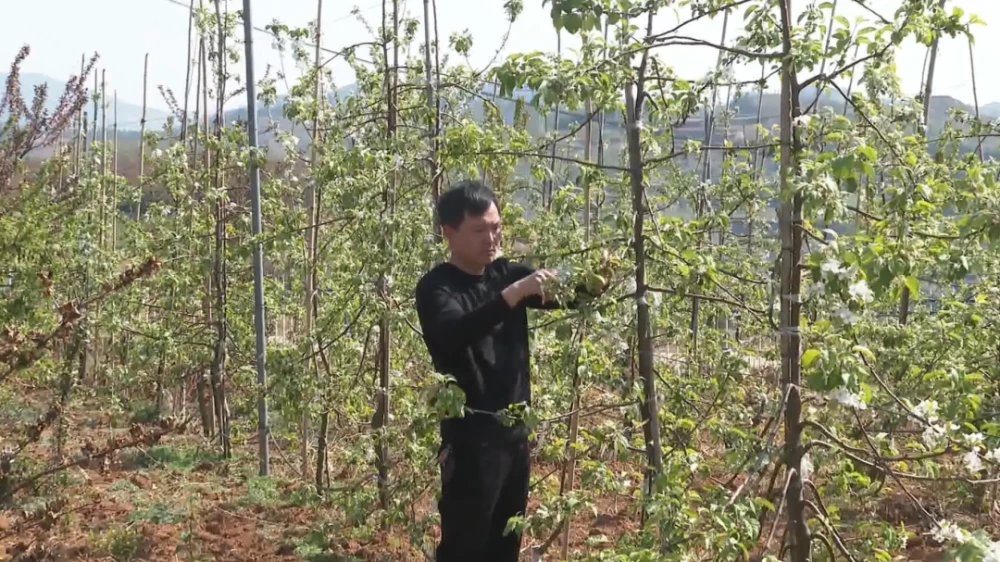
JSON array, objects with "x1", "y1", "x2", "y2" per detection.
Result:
[{"x1": 0, "y1": 384, "x2": 972, "y2": 562}]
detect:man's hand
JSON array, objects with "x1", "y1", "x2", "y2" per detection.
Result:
[{"x1": 503, "y1": 268, "x2": 557, "y2": 307}]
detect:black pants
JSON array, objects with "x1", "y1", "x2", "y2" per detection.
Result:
[{"x1": 436, "y1": 434, "x2": 530, "y2": 562}]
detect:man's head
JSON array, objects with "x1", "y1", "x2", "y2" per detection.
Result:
[{"x1": 438, "y1": 180, "x2": 501, "y2": 271}]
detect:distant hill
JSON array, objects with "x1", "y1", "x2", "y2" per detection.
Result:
[
  {"x1": 980, "y1": 102, "x2": 1000, "y2": 119},
  {"x1": 12, "y1": 71, "x2": 1000, "y2": 172},
  {"x1": 0, "y1": 72, "x2": 171, "y2": 131}
]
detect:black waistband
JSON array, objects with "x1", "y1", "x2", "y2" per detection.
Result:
[{"x1": 440, "y1": 414, "x2": 529, "y2": 445}]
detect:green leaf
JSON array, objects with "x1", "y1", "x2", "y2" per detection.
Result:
[
  {"x1": 563, "y1": 12, "x2": 582, "y2": 34},
  {"x1": 802, "y1": 349, "x2": 821, "y2": 368},
  {"x1": 852, "y1": 345, "x2": 875, "y2": 362},
  {"x1": 831, "y1": 155, "x2": 856, "y2": 180},
  {"x1": 904, "y1": 276, "x2": 919, "y2": 296}
]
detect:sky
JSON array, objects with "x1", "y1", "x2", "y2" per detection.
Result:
[{"x1": 3, "y1": 0, "x2": 999, "y2": 115}]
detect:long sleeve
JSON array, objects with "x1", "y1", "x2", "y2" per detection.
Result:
[
  {"x1": 415, "y1": 282, "x2": 512, "y2": 357},
  {"x1": 505, "y1": 261, "x2": 590, "y2": 310}
]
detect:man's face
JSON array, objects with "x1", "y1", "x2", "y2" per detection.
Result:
[{"x1": 444, "y1": 202, "x2": 502, "y2": 268}]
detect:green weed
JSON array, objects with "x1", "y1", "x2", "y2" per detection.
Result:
[{"x1": 89, "y1": 526, "x2": 146, "y2": 562}]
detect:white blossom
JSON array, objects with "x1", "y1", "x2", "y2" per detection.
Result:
[
  {"x1": 806, "y1": 281, "x2": 826, "y2": 298},
  {"x1": 687, "y1": 452, "x2": 700, "y2": 473},
  {"x1": 800, "y1": 452, "x2": 814, "y2": 481},
  {"x1": 963, "y1": 432, "x2": 985, "y2": 449},
  {"x1": 913, "y1": 399, "x2": 940, "y2": 423},
  {"x1": 820, "y1": 258, "x2": 843, "y2": 277},
  {"x1": 835, "y1": 306, "x2": 859, "y2": 324},
  {"x1": 848, "y1": 280, "x2": 874, "y2": 304},
  {"x1": 985, "y1": 449, "x2": 1000, "y2": 463},
  {"x1": 931, "y1": 521, "x2": 970, "y2": 545},
  {"x1": 922, "y1": 424, "x2": 948, "y2": 448},
  {"x1": 840, "y1": 263, "x2": 859, "y2": 280},
  {"x1": 625, "y1": 277, "x2": 637, "y2": 294},
  {"x1": 984, "y1": 541, "x2": 1000, "y2": 562},
  {"x1": 829, "y1": 388, "x2": 866, "y2": 410},
  {"x1": 963, "y1": 450, "x2": 984, "y2": 474},
  {"x1": 152, "y1": 148, "x2": 164, "y2": 159}
]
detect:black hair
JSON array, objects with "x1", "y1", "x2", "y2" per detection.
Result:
[{"x1": 436, "y1": 180, "x2": 498, "y2": 229}]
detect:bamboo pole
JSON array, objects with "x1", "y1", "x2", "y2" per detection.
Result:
[
  {"x1": 545, "y1": 30, "x2": 563, "y2": 210},
  {"x1": 968, "y1": 36, "x2": 983, "y2": 161},
  {"x1": 137, "y1": 54, "x2": 149, "y2": 221},
  {"x1": 241, "y1": 0, "x2": 270, "y2": 476},
  {"x1": 423, "y1": 0, "x2": 440, "y2": 237},
  {"x1": 90, "y1": 68, "x2": 99, "y2": 152},
  {"x1": 112, "y1": 90, "x2": 118, "y2": 251},
  {"x1": 100, "y1": 70, "x2": 107, "y2": 250},
  {"x1": 900, "y1": 0, "x2": 945, "y2": 325},
  {"x1": 73, "y1": 54, "x2": 85, "y2": 178},
  {"x1": 181, "y1": 0, "x2": 196, "y2": 141}
]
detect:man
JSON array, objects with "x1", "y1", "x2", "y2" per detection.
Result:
[{"x1": 415, "y1": 180, "x2": 582, "y2": 562}]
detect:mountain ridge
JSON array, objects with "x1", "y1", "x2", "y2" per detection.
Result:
[
  {"x1": 9, "y1": 72, "x2": 1000, "y2": 162},
  {"x1": 1, "y1": 72, "x2": 171, "y2": 130}
]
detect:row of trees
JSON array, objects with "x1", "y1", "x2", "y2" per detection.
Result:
[{"x1": 4, "y1": 0, "x2": 1000, "y2": 560}]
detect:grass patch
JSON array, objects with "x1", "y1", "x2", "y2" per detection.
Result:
[
  {"x1": 89, "y1": 526, "x2": 147, "y2": 562},
  {"x1": 240, "y1": 475, "x2": 282, "y2": 507},
  {"x1": 108, "y1": 479, "x2": 141, "y2": 494},
  {"x1": 291, "y1": 520, "x2": 363, "y2": 562},
  {"x1": 128, "y1": 403, "x2": 161, "y2": 425},
  {"x1": 128, "y1": 501, "x2": 184, "y2": 524},
  {"x1": 123, "y1": 444, "x2": 219, "y2": 471}
]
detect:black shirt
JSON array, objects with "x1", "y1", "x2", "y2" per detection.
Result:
[{"x1": 415, "y1": 258, "x2": 559, "y2": 442}]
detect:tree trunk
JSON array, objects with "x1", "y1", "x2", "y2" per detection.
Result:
[
  {"x1": 777, "y1": 1, "x2": 809, "y2": 560},
  {"x1": 624, "y1": 8, "x2": 663, "y2": 497},
  {"x1": 210, "y1": 0, "x2": 231, "y2": 459},
  {"x1": 559, "y1": 37, "x2": 594, "y2": 553},
  {"x1": 301, "y1": 0, "x2": 324, "y2": 485},
  {"x1": 373, "y1": 0, "x2": 399, "y2": 509},
  {"x1": 316, "y1": 410, "x2": 330, "y2": 493}
]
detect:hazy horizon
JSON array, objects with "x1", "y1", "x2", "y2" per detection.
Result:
[{"x1": 4, "y1": 0, "x2": 999, "y2": 116}]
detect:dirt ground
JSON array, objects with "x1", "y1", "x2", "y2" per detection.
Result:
[
  {"x1": 0, "y1": 392, "x2": 976, "y2": 562},
  {"x1": 0, "y1": 391, "x2": 651, "y2": 562}
]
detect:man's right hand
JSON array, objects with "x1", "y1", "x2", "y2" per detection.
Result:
[{"x1": 503, "y1": 268, "x2": 557, "y2": 307}]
